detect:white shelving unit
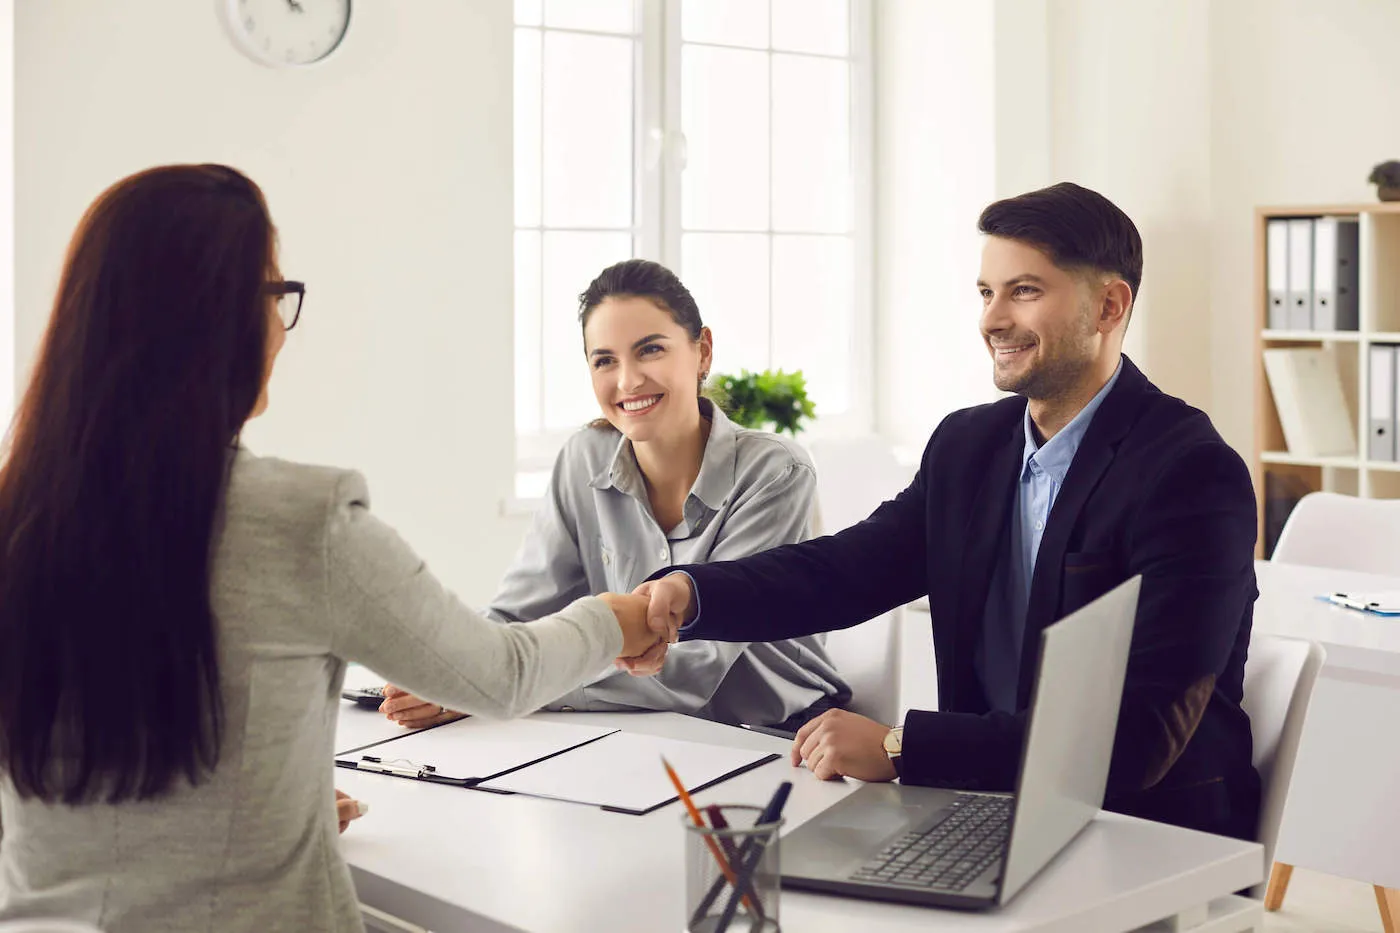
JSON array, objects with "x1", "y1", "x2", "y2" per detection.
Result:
[{"x1": 1255, "y1": 203, "x2": 1400, "y2": 554}]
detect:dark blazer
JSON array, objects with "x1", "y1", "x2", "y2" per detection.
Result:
[{"x1": 669, "y1": 356, "x2": 1260, "y2": 840}]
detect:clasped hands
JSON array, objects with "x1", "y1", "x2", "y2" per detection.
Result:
[{"x1": 378, "y1": 577, "x2": 695, "y2": 728}]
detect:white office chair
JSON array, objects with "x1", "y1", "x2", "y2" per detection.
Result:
[
  {"x1": 806, "y1": 436, "x2": 913, "y2": 725},
  {"x1": 1239, "y1": 634, "x2": 1325, "y2": 902},
  {"x1": 0, "y1": 922, "x2": 106, "y2": 933},
  {"x1": 1272, "y1": 491, "x2": 1400, "y2": 575}
]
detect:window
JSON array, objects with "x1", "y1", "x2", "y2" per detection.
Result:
[{"x1": 513, "y1": 0, "x2": 871, "y2": 473}]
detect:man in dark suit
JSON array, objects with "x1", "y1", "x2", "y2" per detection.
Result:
[{"x1": 632, "y1": 182, "x2": 1260, "y2": 840}]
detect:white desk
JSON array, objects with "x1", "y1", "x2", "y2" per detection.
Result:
[
  {"x1": 1251, "y1": 559, "x2": 1400, "y2": 891},
  {"x1": 337, "y1": 711, "x2": 1262, "y2": 933},
  {"x1": 1253, "y1": 559, "x2": 1400, "y2": 653}
]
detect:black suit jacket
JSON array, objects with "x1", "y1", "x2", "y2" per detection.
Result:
[{"x1": 669, "y1": 357, "x2": 1261, "y2": 840}]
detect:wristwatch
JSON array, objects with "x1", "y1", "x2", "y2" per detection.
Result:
[{"x1": 883, "y1": 725, "x2": 904, "y2": 777}]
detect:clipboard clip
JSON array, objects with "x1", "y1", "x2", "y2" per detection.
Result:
[
  {"x1": 357, "y1": 755, "x2": 437, "y2": 779},
  {"x1": 1327, "y1": 592, "x2": 1378, "y2": 612}
]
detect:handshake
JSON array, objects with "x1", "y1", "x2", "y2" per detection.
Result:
[
  {"x1": 601, "y1": 572, "x2": 698, "y2": 677},
  {"x1": 379, "y1": 574, "x2": 703, "y2": 729}
]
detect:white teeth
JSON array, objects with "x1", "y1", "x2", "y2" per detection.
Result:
[{"x1": 622, "y1": 396, "x2": 660, "y2": 412}]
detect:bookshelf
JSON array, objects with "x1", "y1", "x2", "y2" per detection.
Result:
[{"x1": 1254, "y1": 202, "x2": 1400, "y2": 556}]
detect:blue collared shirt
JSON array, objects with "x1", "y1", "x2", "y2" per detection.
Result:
[{"x1": 977, "y1": 361, "x2": 1123, "y2": 712}]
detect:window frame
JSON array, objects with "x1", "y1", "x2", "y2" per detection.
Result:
[{"x1": 514, "y1": 0, "x2": 874, "y2": 475}]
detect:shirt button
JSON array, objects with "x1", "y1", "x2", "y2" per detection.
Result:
[
  {"x1": 659, "y1": 547, "x2": 669, "y2": 559},
  {"x1": 602, "y1": 553, "x2": 611, "y2": 566},
  {"x1": 559, "y1": 706, "x2": 575, "y2": 712},
  {"x1": 1034, "y1": 520, "x2": 1044, "y2": 531}
]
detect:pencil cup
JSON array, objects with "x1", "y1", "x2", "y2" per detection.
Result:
[{"x1": 683, "y1": 804, "x2": 783, "y2": 933}]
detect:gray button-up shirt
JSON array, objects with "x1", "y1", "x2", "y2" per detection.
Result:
[{"x1": 490, "y1": 403, "x2": 850, "y2": 726}]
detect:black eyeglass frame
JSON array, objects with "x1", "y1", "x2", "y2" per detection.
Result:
[{"x1": 264, "y1": 280, "x2": 306, "y2": 331}]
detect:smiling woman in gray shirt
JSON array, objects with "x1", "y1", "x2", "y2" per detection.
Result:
[{"x1": 385, "y1": 260, "x2": 849, "y2": 730}]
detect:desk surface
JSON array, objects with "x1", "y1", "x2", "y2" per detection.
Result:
[
  {"x1": 337, "y1": 711, "x2": 1261, "y2": 933},
  {"x1": 1254, "y1": 559, "x2": 1400, "y2": 654}
]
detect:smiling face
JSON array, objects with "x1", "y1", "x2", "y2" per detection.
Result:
[
  {"x1": 583, "y1": 295, "x2": 713, "y2": 444},
  {"x1": 977, "y1": 236, "x2": 1112, "y2": 401}
]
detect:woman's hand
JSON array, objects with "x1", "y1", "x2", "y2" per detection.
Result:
[
  {"x1": 379, "y1": 684, "x2": 465, "y2": 729},
  {"x1": 336, "y1": 789, "x2": 368, "y2": 833},
  {"x1": 599, "y1": 591, "x2": 667, "y2": 673}
]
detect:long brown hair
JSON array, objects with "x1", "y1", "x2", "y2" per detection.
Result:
[{"x1": 0, "y1": 165, "x2": 273, "y2": 803}]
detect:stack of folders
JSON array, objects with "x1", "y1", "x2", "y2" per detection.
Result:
[
  {"x1": 1266, "y1": 216, "x2": 1360, "y2": 331},
  {"x1": 1262, "y1": 347, "x2": 1357, "y2": 457},
  {"x1": 1370, "y1": 344, "x2": 1400, "y2": 463}
]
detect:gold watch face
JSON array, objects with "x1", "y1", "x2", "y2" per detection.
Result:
[{"x1": 883, "y1": 727, "x2": 903, "y2": 756}]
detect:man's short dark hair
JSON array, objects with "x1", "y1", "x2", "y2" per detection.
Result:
[{"x1": 978, "y1": 182, "x2": 1142, "y2": 306}]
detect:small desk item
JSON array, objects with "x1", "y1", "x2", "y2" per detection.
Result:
[
  {"x1": 714, "y1": 784, "x2": 791, "y2": 933},
  {"x1": 1320, "y1": 591, "x2": 1400, "y2": 615},
  {"x1": 336, "y1": 716, "x2": 618, "y2": 785},
  {"x1": 478, "y1": 732, "x2": 778, "y2": 815},
  {"x1": 664, "y1": 757, "x2": 753, "y2": 921},
  {"x1": 738, "y1": 723, "x2": 796, "y2": 740}
]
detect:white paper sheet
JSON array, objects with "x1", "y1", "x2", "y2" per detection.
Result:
[
  {"x1": 477, "y1": 732, "x2": 776, "y2": 813},
  {"x1": 336, "y1": 715, "x2": 618, "y2": 782}
]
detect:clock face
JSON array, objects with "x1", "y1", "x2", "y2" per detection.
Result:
[{"x1": 224, "y1": 0, "x2": 351, "y2": 67}]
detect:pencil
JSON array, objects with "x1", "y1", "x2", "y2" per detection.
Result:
[{"x1": 661, "y1": 756, "x2": 757, "y2": 917}]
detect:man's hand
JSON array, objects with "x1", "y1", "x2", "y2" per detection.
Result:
[
  {"x1": 335, "y1": 788, "x2": 368, "y2": 834},
  {"x1": 599, "y1": 592, "x2": 666, "y2": 671},
  {"x1": 379, "y1": 684, "x2": 465, "y2": 729},
  {"x1": 633, "y1": 573, "x2": 695, "y2": 643},
  {"x1": 791, "y1": 709, "x2": 898, "y2": 782}
]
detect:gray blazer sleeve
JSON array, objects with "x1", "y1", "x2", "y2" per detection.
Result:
[
  {"x1": 322, "y1": 472, "x2": 622, "y2": 719},
  {"x1": 548, "y1": 462, "x2": 837, "y2": 724}
]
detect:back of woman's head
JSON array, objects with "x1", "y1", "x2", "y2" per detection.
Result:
[{"x1": 0, "y1": 164, "x2": 274, "y2": 804}]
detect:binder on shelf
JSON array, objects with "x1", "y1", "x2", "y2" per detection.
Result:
[
  {"x1": 1312, "y1": 217, "x2": 1360, "y2": 331},
  {"x1": 1286, "y1": 218, "x2": 1315, "y2": 331},
  {"x1": 1266, "y1": 218, "x2": 1290, "y2": 330},
  {"x1": 1369, "y1": 344, "x2": 1397, "y2": 463},
  {"x1": 1262, "y1": 346, "x2": 1357, "y2": 457}
]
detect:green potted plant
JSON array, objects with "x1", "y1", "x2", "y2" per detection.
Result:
[
  {"x1": 1368, "y1": 160, "x2": 1400, "y2": 202},
  {"x1": 707, "y1": 369, "x2": 816, "y2": 435}
]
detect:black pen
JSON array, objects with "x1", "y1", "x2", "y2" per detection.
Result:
[{"x1": 739, "y1": 723, "x2": 797, "y2": 741}]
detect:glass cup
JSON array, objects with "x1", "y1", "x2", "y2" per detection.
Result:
[{"x1": 683, "y1": 804, "x2": 783, "y2": 933}]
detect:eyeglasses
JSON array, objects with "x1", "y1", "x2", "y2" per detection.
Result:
[{"x1": 264, "y1": 280, "x2": 306, "y2": 331}]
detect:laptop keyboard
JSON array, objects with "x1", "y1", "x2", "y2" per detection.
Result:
[{"x1": 849, "y1": 794, "x2": 1011, "y2": 892}]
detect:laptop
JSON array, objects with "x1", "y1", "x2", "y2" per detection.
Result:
[{"x1": 781, "y1": 575, "x2": 1141, "y2": 910}]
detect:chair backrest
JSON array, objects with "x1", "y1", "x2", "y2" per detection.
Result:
[
  {"x1": 804, "y1": 434, "x2": 909, "y2": 537},
  {"x1": 822, "y1": 612, "x2": 902, "y2": 724},
  {"x1": 1240, "y1": 633, "x2": 1326, "y2": 897},
  {"x1": 805, "y1": 436, "x2": 912, "y2": 724},
  {"x1": 0, "y1": 922, "x2": 106, "y2": 933},
  {"x1": 1272, "y1": 491, "x2": 1400, "y2": 576}
]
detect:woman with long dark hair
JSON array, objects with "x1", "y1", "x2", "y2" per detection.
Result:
[{"x1": 0, "y1": 165, "x2": 657, "y2": 932}]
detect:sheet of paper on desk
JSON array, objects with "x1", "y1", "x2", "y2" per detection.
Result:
[
  {"x1": 477, "y1": 732, "x2": 777, "y2": 814},
  {"x1": 337, "y1": 716, "x2": 618, "y2": 782}
]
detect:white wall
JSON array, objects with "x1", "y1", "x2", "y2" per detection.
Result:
[
  {"x1": 1, "y1": 0, "x2": 12, "y2": 421},
  {"x1": 874, "y1": 0, "x2": 999, "y2": 455},
  {"x1": 1208, "y1": 0, "x2": 1400, "y2": 454},
  {"x1": 15, "y1": 0, "x2": 528, "y2": 598},
  {"x1": 1045, "y1": 0, "x2": 1214, "y2": 411}
]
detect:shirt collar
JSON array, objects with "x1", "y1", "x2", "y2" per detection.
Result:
[
  {"x1": 589, "y1": 400, "x2": 738, "y2": 512},
  {"x1": 1021, "y1": 360, "x2": 1123, "y2": 485}
]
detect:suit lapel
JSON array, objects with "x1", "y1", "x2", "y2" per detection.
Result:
[
  {"x1": 950, "y1": 417, "x2": 1025, "y2": 700},
  {"x1": 1015, "y1": 357, "x2": 1148, "y2": 704}
]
